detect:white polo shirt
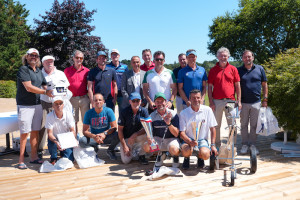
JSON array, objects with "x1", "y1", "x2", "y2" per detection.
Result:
[
  {"x1": 143, "y1": 67, "x2": 176, "y2": 101},
  {"x1": 179, "y1": 105, "x2": 217, "y2": 140},
  {"x1": 45, "y1": 110, "x2": 75, "y2": 137}
]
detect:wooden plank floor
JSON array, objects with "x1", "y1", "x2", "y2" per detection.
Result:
[{"x1": 1, "y1": 98, "x2": 300, "y2": 199}]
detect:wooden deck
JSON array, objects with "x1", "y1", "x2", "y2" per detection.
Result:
[{"x1": 0, "y1": 98, "x2": 300, "y2": 199}]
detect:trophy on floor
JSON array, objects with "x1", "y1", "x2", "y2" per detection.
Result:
[
  {"x1": 191, "y1": 120, "x2": 203, "y2": 151},
  {"x1": 140, "y1": 117, "x2": 159, "y2": 152}
]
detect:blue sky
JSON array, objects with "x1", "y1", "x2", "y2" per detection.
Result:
[{"x1": 18, "y1": 0, "x2": 240, "y2": 64}]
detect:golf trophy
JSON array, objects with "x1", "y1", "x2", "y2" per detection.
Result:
[
  {"x1": 140, "y1": 117, "x2": 159, "y2": 152},
  {"x1": 191, "y1": 121, "x2": 203, "y2": 151}
]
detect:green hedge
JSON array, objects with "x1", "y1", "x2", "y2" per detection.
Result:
[{"x1": 0, "y1": 80, "x2": 16, "y2": 98}]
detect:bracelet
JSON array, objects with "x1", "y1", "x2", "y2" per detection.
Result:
[
  {"x1": 211, "y1": 143, "x2": 216, "y2": 146},
  {"x1": 167, "y1": 123, "x2": 172, "y2": 126},
  {"x1": 44, "y1": 90, "x2": 47, "y2": 95},
  {"x1": 53, "y1": 139, "x2": 58, "y2": 142}
]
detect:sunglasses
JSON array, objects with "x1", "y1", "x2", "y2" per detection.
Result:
[
  {"x1": 155, "y1": 58, "x2": 164, "y2": 62},
  {"x1": 131, "y1": 99, "x2": 141, "y2": 103},
  {"x1": 75, "y1": 57, "x2": 84, "y2": 60},
  {"x1": 28, "y1": 54, "x2": 39, "y2": 58}
]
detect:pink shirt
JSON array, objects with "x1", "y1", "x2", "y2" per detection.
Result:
[
  {"x1": 140, "y1": 61, "x2": 155, "y2": 72},
  {"x1": 64, "y1": 65, "x2": 89, "y2": 97},
  {"x1": 208, "y1": 62, "x2": 240, "y2": 100}
]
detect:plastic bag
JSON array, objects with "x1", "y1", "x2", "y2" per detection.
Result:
[
  {"x1": 73, "y1": 146, "x2": 105, "y2": 169},
  {"x1": 147, "y1": 166, "x2": 180, "y2": 180},
  {"x1": 39, "y1": 157, "x2": 74, "y2": 173},
  {"x1": 256, "y1": 107, "x2": 280, "y2": 136}
]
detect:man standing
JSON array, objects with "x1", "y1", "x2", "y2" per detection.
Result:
[
  {"x1": 64, "y1": 50, "x2": 90, "y2": 133},
  {"x1": 173, "y1": 53, "x2": 187, "y2": 114},
  {"x1": 118, "y1": 92, "x2": 149, "y2": 165},
  {"x1": 208, "y1": 47, "x2": 241, "y2": 147},
  {"x1": 238, "y1": 50, "x2": 268, "y2": 155},
  {"x1": 145, "y1": 92, "x2": 181, "y2": 168},
  {"x1": 79, "y1": 93, "x2": 119, "y2": 160},
  {"x1": 45, "y1": 96, "x2": 76, "y2": 164},
  {"x1": 143, "y1": 51, "x2": 177, "y2": 113},
  {"x1": 106, "y1": 49, "x2": 128, "y2": 112},
  {"x1": 121, "y1": 56, "x2": 146, "y2": 110},
  {"x1": 178, "y1": 49, "x2": 207, "y2": 109},
  {"x1": 180, "y1": 89, "x2": 218, "y2": 170},
  {"x1": 140, "y1": 49, "x2": 155, "y2": 72},
  {"x1": 87, "y1": 51, "x2": 118, "y2": 111},
  {"x1": 38, "y1": 55, "x2": 70, "y2": 158}
]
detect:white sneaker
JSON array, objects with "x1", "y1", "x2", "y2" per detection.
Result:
[
  {"x1": 240, "y1": 145, "x2": 249, "y2": 154},
  {"x1": 250, "y1": 145, "x2": 259, "y2": 155}
]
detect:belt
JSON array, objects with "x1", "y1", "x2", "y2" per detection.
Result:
[
  {"x1": 216, "y1": 98, "x2": 231, "y2": 100},
  {"x1": 73, "y1": 94, "x2": 87, "y2": 99}
]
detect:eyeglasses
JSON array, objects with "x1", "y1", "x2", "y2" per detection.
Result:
[
  {"x1": 75, "y1": 57, "x2": 83, "y2": 60},
  {"x1": 155, "y1": 58, "x2": 164, "y2": 62},
  {"x1": 28, "y1": 54, "x2": 39, "y2": 58},
  {"x1": 132, "y1": 99, "x2": 141, "y2": 103}
]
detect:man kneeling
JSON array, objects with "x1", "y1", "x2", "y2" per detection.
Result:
[
  {"x1": 145, "y1": 92, "x2": 180, "y2": 168},
  {"x1": 180, "y1": 89, "x2": 218, "y2": 170},
  {"x1": 46, "y1": 96, "x2": 77, "y2": 164}
]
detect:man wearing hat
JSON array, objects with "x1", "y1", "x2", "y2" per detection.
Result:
[
  {"x1": 38, "y1": 55, "x2": 70, "y2": 158},
  {"x1": 118, "y1": 92, "x2": 150, "y2": 165},
  {"x1": 88, "y1": 51, "x2": 118, "y2": 111},
  {"x1": 178, "y1": 49, "x2": 208, "y2": 109},
  {"x1": 145, "y1": 92, "x2": 181, "y2": 168},
  {"x1": 45, "y1": 96, "x2": 76, "y2": 164},
  {"x1": 106, "y1": 49, "x2": 128, "y2": 113}
]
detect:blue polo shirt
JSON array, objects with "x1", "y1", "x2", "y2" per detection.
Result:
[
  {"x1": 106, "y1": 62, "x2": 128, "y2": 97},
  {"x1": 238, "y1": 64, "x2": 267, "y2": 104},
  {"x1": 88, "y1": 66, "x2": 117, "y2": 99},
  {"x1": 118, "y1": 106, "x2": 149, "y2": 139},
  {"x1": 83, "y1": 107, "x2": 116, "y2": 134},
  {"x1": 177, "y1": 65, "x2": 208, "y2": 103}
]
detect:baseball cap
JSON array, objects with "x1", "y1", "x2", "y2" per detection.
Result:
[
  {"x1": 52, "y1": 96, "x2": 64, "y2": 104},
  {"x1": 186, "y1": 50, "x2": 197, "y2": 57},
  {"x1": 130, "y1": 92, "x2": 141, "y2": 100},
  {"x1": 154, "y1": 92, "x2": 166, "y2": 101},
  {"x1": 42, "y1": 55, "x2": 55, "y2": 63},
  {"x1": 27, "y1": 48, "x2": 39, "y2": 55},
  {"x1": 111, "y1": 49, "x2": 119, "y2": 55},
  {"x1": 97, "y1": 51, "x2": 107, "y2": 57}
]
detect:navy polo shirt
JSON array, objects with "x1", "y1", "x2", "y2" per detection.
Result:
[
  {"x1": 118, "y1": 106, "x2": 149, "y2": 139},
  {"x1": 238, "y1": 64, "x2": 267, "y2": 104},
  {"x1": 173, "y1": 66, "x2": 186, "y2": 96},
  {"x1": 106, "y1": 62, "x2": 128, "y2": 97},
  {"x1": 88, "y1": 66, "x2": 117, "y2": 99},
  {"x1": 16, "y1": 65, "x2": 47, "y2": 105},
  {"x1": 177, "y1": 65, "x2": 208, "y2": 103}
]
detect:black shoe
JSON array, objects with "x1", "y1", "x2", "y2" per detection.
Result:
[
  {"x1": 106, "y1": 150, "x2": 117, "y2": 160},
  {"x1": 139, "y1": 155, "x2": 149, "y2": 165},
  {"x1": 172, "y1": 156, "x2": 180, "y2": 168},
  {"x1": 209, "y1": 152, "x2": 216, "y2": 171},
  {"x1": 182, "y1": 157, "x2": 190, "y2": 170},
  {"x1": 197, "y1": 158, "x2": 205, "y2": 168},
  {"x1": 38, "y1": 151, "x2": 43, "y2": 159}
]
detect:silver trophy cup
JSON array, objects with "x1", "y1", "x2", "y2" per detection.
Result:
[{"x1": 140, "y1": 117, "x2": 159, "y2": 152}]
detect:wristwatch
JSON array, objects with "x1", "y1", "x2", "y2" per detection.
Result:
[
  {"x1": 169, "y1": 100, "x2": 174, "y2": 104},
  {"x1": 211, "y1": 143, "x2": 216, "y2": 147},
  {"x1": 104, "y1": 131, "x2": 108, "y2": 136}
]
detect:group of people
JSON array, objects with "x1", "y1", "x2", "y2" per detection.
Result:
[{"x1": 15, "y1": 46, "x2": 268, "y2": 171}]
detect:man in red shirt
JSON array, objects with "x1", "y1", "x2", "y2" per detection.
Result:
[
  {"x1": 64, "y1": 50, "x2": 90, "y2": 133},
  {"x1": 208, "y1": 47, "x2": 241, "y2": 147},
  {"x1": 140, "y1": 49, "x2": 155, "y2": 72}
]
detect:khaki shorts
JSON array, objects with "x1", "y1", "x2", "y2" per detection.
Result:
[
  {"x1": 154, "y1": 136, "x2": 180, "y2": 152},
  {"x1": 70, "y1": 95, "x2": 90, "y2": 122},
  {"x1": 17, "y1": 104, "x2": 43, "y2": 134}
]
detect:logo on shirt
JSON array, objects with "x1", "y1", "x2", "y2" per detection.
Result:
[{"x1": 91, "y1": 116, "x2": 108, "y2": 127}]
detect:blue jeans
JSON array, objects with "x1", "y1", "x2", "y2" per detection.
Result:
[
  {"x1": 48, "y1": 139, "x2": 74, "y2": 161},
  {"x1": 105, "y1": 98, "x2": 115, "y2": 111},
  {"x1": 79, "y1": 131, "x2": 120, "y2": 152}
]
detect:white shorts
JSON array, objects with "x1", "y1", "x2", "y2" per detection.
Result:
[
  {"x1": 17, "y1": 104, "x2": 43, "y2": 134},
  {"x1": 154, "y1": 136, "x2": 180, "y2": 152}
]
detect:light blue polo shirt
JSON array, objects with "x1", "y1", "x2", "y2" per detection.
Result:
[{"x1": 177, "y1": 65, "x2": 208, "y2": 103}]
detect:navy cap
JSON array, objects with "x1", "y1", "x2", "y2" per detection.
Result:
[
  {"x1": 97, "y1": 51, "x2": 107, "y2": 57},
  {"x1": 130, "y1": 92, "x2": 141, "y2": 100},
  {"x1": 186, "y1": 50, "x2": 197, "y2": 57}
]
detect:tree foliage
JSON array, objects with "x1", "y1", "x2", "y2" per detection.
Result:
[
  {"x1": 264, "y1": 47, "x2": 300, "y2": 135},
  {"x1": 208, "y1": 0, "x2": 300, "y2": 64},
  {"x1": 28, "y1": 0, "x2": 106, "y2": 70},
  {"x1": 0, "y1": 0, "x2": 30, "y2": 80}
]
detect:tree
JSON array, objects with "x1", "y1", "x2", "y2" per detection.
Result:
[
  {"x1": 0, "y1": 0, "x2": 30, "y2": 80},
  {"x1": 208, "y1": 0, "x2": 300, "y2": 64},
  {"x1": 28, "y1": 0, "x2": 106, "y2": 70},
  {"x1": 264, "y1": 47, "x2": 300, "y2": 136}
]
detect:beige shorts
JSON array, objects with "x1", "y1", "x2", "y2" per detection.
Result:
[
  {"x1": 17, "y1": 104, "x2": 43, "y2": 134},
  {"x1": 154, "y1": 136, "x2": 180, "y2": 152}
]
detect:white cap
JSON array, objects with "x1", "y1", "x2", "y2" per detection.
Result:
[
  {"x1": 52, "y1": 96, "x2": 64, "y2": 104},
  {"x1": 111, "y1": 49, "x2": 119, "y2": 55},
  {"x1": 27, "y1": 48, "x2": 39, "y2": 55},
  {"x1": 42, "y1": 55, "x2": 55, "y2": 63}
]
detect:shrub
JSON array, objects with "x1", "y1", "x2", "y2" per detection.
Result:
[
  {"x1": 264, "y1": 47, "x2": 300, "y2": 138},
  {"x1": 0, "y1": 80, "x2": 16, "y2": 98}
]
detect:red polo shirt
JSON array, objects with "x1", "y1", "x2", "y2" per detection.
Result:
[
  {"x1": 64, "y1": 65, "x2": 90, "y2": 97},
  {"x1": 140, "y1": 61, "x2": 155, "y2": 72},
  {"x1": 208, "y1": 62, "x2": 240, "y2": 100}
]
